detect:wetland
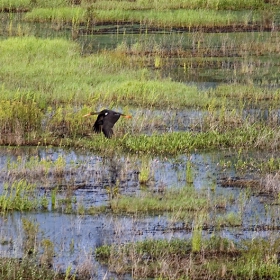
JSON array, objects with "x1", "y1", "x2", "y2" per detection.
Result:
[{"x1": 1, "y1": 0, "x2": 280, "y2": 279}]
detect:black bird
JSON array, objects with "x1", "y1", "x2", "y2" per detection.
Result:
[{"x1": 83, "y1": 109, "x2": 132, "y2": 138}]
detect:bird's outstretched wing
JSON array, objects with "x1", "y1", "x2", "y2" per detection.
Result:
[
  {"x1": 102, "y1": 121, "x2": 114, "y2": 138},
  {"x1": 93, "y1": 115, "x2": 103, "y2": 134}
]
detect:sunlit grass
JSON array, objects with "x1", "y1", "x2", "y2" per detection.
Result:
[
  {"x1": 96, "y1": 236, "x2": 280, "y2": 279},
  {"x1": 82, "y1": 0, "x2": 268, "y2": 11},
  {"x1": 24, "y1": 8, "x2": 261, "y2": 28},
  {"x1": 24, "y1": 7, "x2": 87, "y2": 23},
  {"x1": 0, "y1": 180, "x2": 48, "y2": 213},
  {"x1": 110, "y1": 186, "x2": 208, "y2": 213},
  {"x1": 1, "y1": 37, "x2": 279, "y2": 110},
  {"x1": 0, "y1": 0, "x2": 273, "y2": 12},
  {"x1": 0, "y1": 36, "x2": 209, "y2": 110}
]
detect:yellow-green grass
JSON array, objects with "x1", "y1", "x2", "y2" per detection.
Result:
[
  {"x1": 24, "y1": 8, "x2": 261, "y2": 28},
  {"x1": 82, "y1": 0, "x2": 268, "y2": 11},
  {"x1": 1, "y1": 37, "x2": 280, "y2": 154},
  {"x1": 0, "y1": 0, "x2": 68, "y2": 11},
  {"x1": 1, "y1": 37, "x2": 279, "y2": 110},
  {"x1": 121, "y1": 124, "x2": 280, "y2": 155},
  {"x1": 1, "y1": 102, "x2": 280, "y2": 154},
  {"x1": 96, "y1": 236, "x2": 280, "y2": 279},
  {"x1": 24, "y1": 7, "x2": 87, "y2": 24},
  {"x1": 0, "y1": 258, "x2": 65, "y2": 280},
  {"x1": 0, "y1": 0, "x2": 30, "y2": 11},
  {"x1": 109, "y1": 186, "x2": 208, "y2": 214},
  {"x1": 0, "y1": 180, "x2": 48, "y2": 213},
  {"x1": 1, "y1": 0, "x2": 275, "y2": 12},
  {"x1": 0, "y1": 37, "x2": 209, "y2": 109}
]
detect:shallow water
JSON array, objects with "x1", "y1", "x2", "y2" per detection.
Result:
[
  {"x1": 1, "y1": 12, "x2": 280, "y2": 87},
  {"x1": 0, "y1": 146, "x2": 279, "y2": 277},
  {"x1": 1, "y1": 9, "x2": 280, "y2": 277}
]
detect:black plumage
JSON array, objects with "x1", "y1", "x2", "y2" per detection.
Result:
[{"x1": 83, "y1": 109, "x2": 132, "y2": 138}]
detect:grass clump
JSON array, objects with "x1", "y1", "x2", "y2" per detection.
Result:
[
  {"x1": 24, "y1": 7, "x2": 87, "y2": 24},
  {"x1": 83, "y1": 0, "x2": 268, "y2": 11},
  {"x1": 109, "y1": 186, "x2": 208, "y2": 213},
  {"x1": 0, "y1": 180, "x2": 48, "y2": 213},
  {"x1": 0, "y1": 217, "x2": 67, "y2": 280},
  {"x1": 24, "y1": 7, "x2": 261, "y2": 28},
  {"x1": 0, "y1": 0, "x2": 273, "y2": 13},
  {"x1": 122, "y1": 125, "x2": 264, "y2": 155},
  {"x1": 0, "y1": 99, "x2": 43, "y2": 145},
  {"x1": 96, "y1": 236, "x2": 280, "y2": 279},
  {"x1": 0, "y1": 0, "x2": 30, "y2": 12},
  {"x1": 0, "y1": 258, "x2": 65, "y2": 280}
]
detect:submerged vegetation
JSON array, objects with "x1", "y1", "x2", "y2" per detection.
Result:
[{"x1": 1, "y1": 0, "x2": 280, "y2": 279}]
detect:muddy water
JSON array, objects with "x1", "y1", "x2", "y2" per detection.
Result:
[{"x1": 0, "y1": 146, "x2": 279, "y2": 277}]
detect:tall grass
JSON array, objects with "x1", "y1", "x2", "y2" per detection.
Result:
[
  {"x1": 0, "y1": 180, "x2": 48, "y2": 213},
  {"x1": 0, "y1": 0, "x2": 274, "y2": 12},
  {"x1": 110, "y1": 186, "x2": 209, "y2": 213},
  {"x1": 82, "y1": 0, "x2": 268, "y2": 11},
  {"x1": 25, "y1": 7, "x2": 87, "y2": 23},
  {"x1": 1, "y1": 37, "x2": 279, "y2": 109},
  {"x1": 25, "y1": 8, "x2": 260, "y2": 28},
  {"x1": 0, "y1": 99, "x2": 43, "y2": 145},
  {"x1": 96, "y1": 236, "x2": 280, "y2": 279},
  {"x1": 0, "y1": 37, "x2": 209, "y2": 109}
]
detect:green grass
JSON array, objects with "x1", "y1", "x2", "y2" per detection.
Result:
[
  {"x1": 1, "y1": 37, "x2": 279, "y2": 110},
  {"x1": 0, "y1": 0, "x2": 273, "y2": 13},
  {"x1": 2, "y1": 37, "x2": 192, "y2": 108},
  {"x1": 119, "y1": 124, "x2": 279, "y2": 155},
  {"x1": 109, "y1": 186, "x2": 208, "y2": 213},
  {"x1": 0, "y1": 180, "x2": 48, "y2": 213},
  {"x1": 24, "y1": 7, "x2": 87, "y2": 23},
  {"x1": 24, "y1": 7, "x2": 261, "y2": 28},
  {"x1": 95, "y1": 236, "x2": 280, "y2": 279},
  {"x1": 0, "y1": 258, "x2": 65, "y2": 280},
  {"x1": 0, "y1": 0, "x2": 69, "y2": 11},
  {"x1": 82, "y1": 0, "x2": 269, "y2": 11}
]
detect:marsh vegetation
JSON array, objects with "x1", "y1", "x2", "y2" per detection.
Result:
[{"x1": 1, "y1": 0, "x2": 280, "y2": 279}]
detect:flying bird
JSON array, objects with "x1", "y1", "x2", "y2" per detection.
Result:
[{"x1": 83, "y1": 109, "x2": 132, "y2": 138}]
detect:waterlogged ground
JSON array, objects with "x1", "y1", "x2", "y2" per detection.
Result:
[
  {"x1": 1, "y1": 11, "x2": 280, "y2": 87},
  {"x1": 1, "y1": 5, "x2": 280, "y2": 278},
  {"x1": 0, "y1": 146, "x2": 280, "y2": 277}
]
